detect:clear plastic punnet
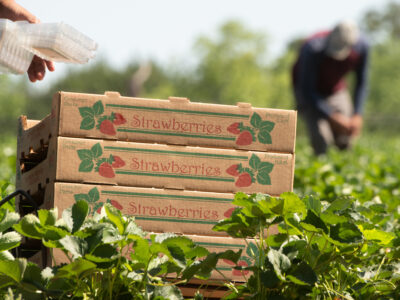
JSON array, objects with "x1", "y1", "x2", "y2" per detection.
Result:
[
  {"x1": 19, "y1": 22, "x2": 97, "y2": 63},
  {"x1": 0, "y1": 20, "x2": 34, "y2": 74},
  {"x1": 0, "y1": 20, "x2": 97, "y2": 74}
]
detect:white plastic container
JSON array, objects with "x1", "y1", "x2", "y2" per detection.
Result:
[
  {"x1": 0, "y1": 20, "x2": 34, "y2": 74},
  {"x1": 20, "y1": 22, "x2": 97, "y2": 64}
]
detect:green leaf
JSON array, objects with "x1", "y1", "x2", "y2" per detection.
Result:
[
  {"x1": 62, "y1": 200, "x2": 88, "y2": 233},
  {"x1": 105, "y1": 204, "x2": 125, "y2": 234},
  {"x1": 267, "y1": 249, "x2": 291, "y2": 280},
  {"x1": 92, "y1": 101, "x2": 104, "y2": 116},
  {"x1": 260, "y1": 269, "x2": 280, "y2": 288},
  {"x1": 250, "y1": 112, "x2": 262, "y2": 128},
  {"x1": 249, "y1": 154, "x2": 261, "y2": 170},
  {"x1": 326, "y1": 197, "x2": 354, "y2": 213},
  {"x1": 303, "y1": 196, "x2": 321, "y2": 215},
  {"x1": 0, "y1": 211, "x2": 20, "y2": 233},
  {"x1": 86, "y1": 244, "x2": 118, "y2": 262},
  {"x1": 131, "y1": 238, "x2": 151, "y2": 263},
  {"x1": 330, "y1": 223, "x2": 363, "y2": 244},
  {"x1": 301, "y1": 210, "x2": 328, "y2": 233},
  {"x1": 58, "y1": 258, "x2": 96, "y2": 277},
  {"x1": 77, "y1": 149, "x2": 93, "y2": 161},
  {"x1": 257, "y1": 171, "x2": 271, "y2": 185},
  {"x1": 153, "y1": 285, "x2": 183, "y2": 300},
  {"x1": 78, "y1": 159, "x2": 94, "y2": 172},
  {"x1": 282, "y1": 192, "x2": 307, "y2": 218},
  {"x1": 266, "y1": 234, "x2": 288, "y2": 248},
  {"x1": 38, "y1": 209, "x2": 57, "y2": 226},
  {"x1": 287, "y1": 261, "x2": 317, "y2": 285},
  {"x1": 0, "y1": 232, "x2": 21, "y2": 251},
  {"x1": 359, "y1": 227, "x2": 395, "y2": 246},
  {"x1": 0, "y1": 251, "x2": 15, "y2": 260},
  {"x1": 260, "y1": 120, "x2": 275, "y2": 132},
  {"x1": 91, "y1": 143, "x2": 103, "y2": 158},
  {"x1": 0, "y1": 259, "x2": 27, "y2": 283},
  {"x1": 88, "y1": 187, "x2": 100, "y2": 203},
  {"x1": 258, "y1": 131, "x2": 272, "y2": 144},
  {"x1": 13, "y1": 215, "x2": 42, "y2": 239},
  {"x1": 59, "y1": 236, "x2": 88, "y2": 258}
]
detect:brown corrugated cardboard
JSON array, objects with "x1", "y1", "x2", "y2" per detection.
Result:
[
  {"x1": 28, "y1": 234, "x2": 255, "y2": 282},
  {"x1": 18, "y1": 182, "x2": 239, "y2": 236},
  {"x1": 43, "y1": 91, "x2": 297, "y2": 153},
  {"x1": 17, "y1": 135, "x2": 294, "y2": 195}
]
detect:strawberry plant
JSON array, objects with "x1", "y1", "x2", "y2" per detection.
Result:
[
  {"x1": 213, "y1": 192, "x2": 400, "y2": 299},
  {"x1": 0, "y1": 201, "x2": 241, "y2": 299}
]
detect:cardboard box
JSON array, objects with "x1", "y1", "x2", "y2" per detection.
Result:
[
  {"x1": 18, "y1": 182, "x2": 240, "y2": 236},
  {"x1": 30, "y1": 91, "x2": 297, "y2": 153},
  {"x1": 28, "y1": 234, "x2": 256, "y2": 282},
  {"x1": 17, "y1": 134, "x2": 295, "y2": 195}
]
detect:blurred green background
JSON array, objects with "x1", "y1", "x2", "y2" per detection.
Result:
[{"x1": 1, "y1": 2, "x2": 399, "y2": 141}]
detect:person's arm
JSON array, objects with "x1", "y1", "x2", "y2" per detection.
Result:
[{"x1": 0, "y1": 0, "x2": 55, "y2": 82}]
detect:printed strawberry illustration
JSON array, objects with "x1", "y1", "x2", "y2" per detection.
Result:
[
  {"x1": 232, "y1": 260, "x2": 250, "y2": 276},
  {"x1": 98, "y1": 162, "x2": 115, "y2": 178},
  {"x1": 113, "y1": 113, "x2": 127, "y2": 125},
  {"x1": 226, "y1": 164, "x2": 240, "y2": 176},
  {"x1": 112, "y1": 156, "x2": 125, "y2": 168},
  {"x1": 224, "y1": 207, "x2": 236, "y2": 218},
  {"x1": 110, "y1": 199, "x2": 123, "y2": 210},
  {"x1": 227, "y1": 122, "x2": 241, "y2": 134},
  {"x1": 236, "y1": 130, "x2": 253, "y2": 146},
  {"x1": 96, "y1": 206, "x2": 103, "y2": 214},
  {"x1": 100, "y1": 119, "x2": 116, "y2": 135},
  {"x1": 235, "y1": 172, "x2": 252, "y2": 187}
]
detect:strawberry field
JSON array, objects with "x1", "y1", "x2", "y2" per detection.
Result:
[{"x1": 0, "y1": 135, "x2": 399, "y2": 299}]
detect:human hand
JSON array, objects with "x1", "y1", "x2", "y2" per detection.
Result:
[
  {"x1": 0, "y1": 0, "x2": 55, "y2": 81},
  {"x1": 349, "y1": 114, "x2": 363, "y2": 137},
  {"x1": 329, "y1": 112, "x2": 352, "y2": 135}
]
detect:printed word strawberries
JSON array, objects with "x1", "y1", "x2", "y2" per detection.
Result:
[
  {"x1": 225, "y1": 154, "x2": 274, "y2": 188},
  {"x1": 79, "y1": 100, "x2": 127, "y2": 136},
  {"x1": 77, "y1": 143, "x2": 125, "y2": 179},
  {"x1": 227, "y1": 112, "x2": 275, "y2": 146}
]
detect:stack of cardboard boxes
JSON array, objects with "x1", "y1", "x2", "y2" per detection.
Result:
[{"x1": 17, "y1": 91, "x2": 296, "y2": 298}]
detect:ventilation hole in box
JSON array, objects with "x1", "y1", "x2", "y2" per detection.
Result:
[
  {"x1": 18, "y1": 185, "x2": 45, "y2": 216},
  {"x1": 17, "y1": 239, "x2": 42, "y2": 259},
  {"x1": 20, "y1": 139, "x2": 50, "y2": 173}
]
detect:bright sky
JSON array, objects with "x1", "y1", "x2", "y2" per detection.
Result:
[{"x1": 17, "y1": 0, "x2": 392, "y2": 87}]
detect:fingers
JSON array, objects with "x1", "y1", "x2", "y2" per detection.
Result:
[
  {"x1": 0, "y1": 0, "x2": 39, "y2": 23},
  {"x1": 27, "y1": 55, "x2": 55, "y2": 82}
]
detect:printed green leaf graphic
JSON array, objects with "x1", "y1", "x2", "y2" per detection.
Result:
[
  {"x1": 74, "y1": 193, "x2": 89, "y2": 202},
  {"x1": 88, "y1": 187, "x2": 100, "y2": 203},
  {"x1": 250, "y1": 112, "x2": 262, "y2": 128},
  {"x1": 79, "y1": 159, "x2": 94, "y2": 172},
  {"x1": 259, "y1": 162, "x2": 274, "y2": 174},
  {"x1": 249, "y1": 154, "x2": 261, "y2": 170},
  {"x1": 93, "y1": 101, "x2": 104, "y2": 116},
  {"x1": 77, "y1": 149, "x2": 93, "y2": 161},
  {"x1": 80, "y1": 116, "x2": 95, "y2": 130},
  {"x1": 260, "y1": 120, "x2": 275, "y2": 132},
  {"x1": 258, "y1": 131, "x2": 272, "y2": 144},
  {"x1": 91, "y1": 143, "x2": 103, "y2": 158},
  {"x1": 79, "y1": 107, "x2": 94, "y2": 119},
  {"x1": 257, "y1": 171, "x2": 271, "y2": 185}
]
